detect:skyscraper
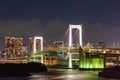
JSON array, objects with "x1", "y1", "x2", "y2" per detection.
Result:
[{"x1": 5, "y1": 37, "x2": 23, "y2": 59}]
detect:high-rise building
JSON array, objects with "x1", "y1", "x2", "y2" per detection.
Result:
[
  {"x1": 5, "y1": 37, "x2": 23, "y2": 58},
  {"x1": 22, "y1": 44, "x2": 28, "y2": 57},
  {"x1": 28, "y1": 37, "x2": 34, "y2": 54}
]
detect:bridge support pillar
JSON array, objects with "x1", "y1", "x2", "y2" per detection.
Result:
[
  {"x1": 41, "y1": 55, "x2": 43, "y2": 64},
  {"x1": 68, "y1": 52, "x2": 72, "y2": 68},
  {"x1": 33, "y1": 36, "x2": 44, "y2": 63}
]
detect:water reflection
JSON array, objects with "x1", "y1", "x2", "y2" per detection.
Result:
[
  {"x1": 0, "y1": 69, "x2": 119, "y2": 80},
  {"x1": 28, "y1": 69, "x2": 119, "y2": 80}
]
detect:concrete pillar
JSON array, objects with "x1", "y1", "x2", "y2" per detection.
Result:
[
  {"x1": 41, "y1": 55, "x2": 43, "y2": 64},
  {"x1": 68, "y1": 51, "x2": 72, "y2": 68}
]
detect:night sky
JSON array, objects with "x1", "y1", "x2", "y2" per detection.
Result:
[{"x1": 0, "y1": 0, "x2": 120, "y2": 49}]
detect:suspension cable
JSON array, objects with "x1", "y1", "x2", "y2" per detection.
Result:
[
  {"x1": 43, "y1": 39, "x2": 50, "y2": 48},
  {"x1": 72, "y1": 29, "x2": 79, "y2": 38},
  {"x1": 60, "y1": 28, "x2": 69, "y2": 41},
  {"x1": 82, "y1": 27, "x2": 89, "y2": 43}
]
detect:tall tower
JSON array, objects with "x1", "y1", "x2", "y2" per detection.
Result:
[
  {"x1": 69, "y1": 24, "x2": 82, "y2": 48},
  {"x1": 68, "y1": 24, "x2": 82, "y2": 68},
  {"x1": 33, "y1": 36, "x2": 43, "y2": 53},
  {"x1": 29, "y1": 36, "x2": 43, "y2": 54},
  {"x1": 28, "y1": 36, "x2": 44, "y2": 63}
]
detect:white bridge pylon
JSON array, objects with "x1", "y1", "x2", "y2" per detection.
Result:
[
  {"x1": 68, "y1": 24, "x2": 82, "y2": 68},
  {"x1": 69, "y1": 24, "x2": 82, "y2": 48},
  {"x1": 33, "y1": 36, "x2": 43, "y2": 53},
  {"x1": 33, "y1": 36, "x2": 43, "y2": 63}
]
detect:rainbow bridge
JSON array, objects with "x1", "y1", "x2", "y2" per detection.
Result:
[{"x1": 29, "y1": 24, "x2": 120, "y2": 69}]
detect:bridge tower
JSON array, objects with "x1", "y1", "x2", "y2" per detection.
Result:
[
  {"x1": 69, "y1": 24, "x2": 82, "y2": 48},
  {"x1": 33, "y1": 36, "x2": 43, "y2": 53},
  {"x1": 33, "y1": 36, "x2": 43, "y2": 63},
  {"x1": 68, "y1": 24, "x2": 82, "y2": 68}
]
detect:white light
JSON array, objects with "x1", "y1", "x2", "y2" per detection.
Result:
[
  {"x1": 69, "y1": 52, "x2": 72, "y2": 68},
  {"x1": 68, "y1": 24, "x2": 82, "y2": 68},
  {"x1": 33, "y1": 36, "x2": 43, "y2": 53},
  {"x1": 69, "y1": 24, "x2": 82, "y2": 48}
]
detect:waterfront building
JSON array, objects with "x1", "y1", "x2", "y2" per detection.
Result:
[
  {"x1": 28, "y1": 37, "x2": 34, "y2": 54},
  {"x1": 5, "y1": 37, "x2": 23, "y2": 59},
  {"x1": 22, "y1": 44, "x2": 29, "y2": 58}
]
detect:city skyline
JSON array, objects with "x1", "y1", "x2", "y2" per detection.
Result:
[{"x1": 0, "y1": 0, "x2": 120, "y2": 49}]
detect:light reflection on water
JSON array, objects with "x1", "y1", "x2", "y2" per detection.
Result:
[
  {"x1": 28, "y1": 69, "x2": 120, "y2": 80},
  {"x1": 0, "y1": 69, "x2": 119, "y2": 80}
]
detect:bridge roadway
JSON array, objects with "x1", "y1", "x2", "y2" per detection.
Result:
[
  {"x1": 43, "y1": 47, "x2": 81, "y2": 53},
  {"x1": 0, "y1": 47, "x2": 81, "y2": 64},
  {"x1": 1, "y1": 47, "x2": 119, "y2": 64}
]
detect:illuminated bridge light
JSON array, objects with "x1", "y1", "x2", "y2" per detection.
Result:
[{"x1": 79, "y1": 53, "x2": 104, "y2": 69}]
